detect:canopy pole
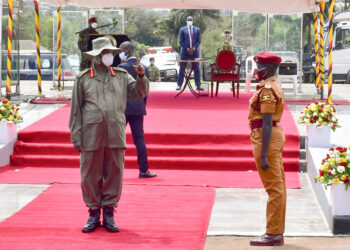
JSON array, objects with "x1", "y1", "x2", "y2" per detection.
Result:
[
  {"x1": 265, "y1": 14, "x2": 269, "y2": 52},
  {"x1": 319, "y1": 1, "x2": 325, "y2": 99},
  {"x1": 34, "y1": 1, "x2": 42, "y2": 96},
  {"x1": 314, "y1": 12, "x2": 320, "y2": 90},
  {"x1": 327, "y1": 0, "x2": 335, "y2": 105},
  {"x1": 6, "y1": 0, "x2": 13, "y2": 99},
  {"x1": 57, "y1": 7, "x2": 61, "y2": 91}
]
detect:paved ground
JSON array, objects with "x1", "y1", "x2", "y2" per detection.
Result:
[{"x1": 1, "y1": 79, "x2": 350, "y2": 249}]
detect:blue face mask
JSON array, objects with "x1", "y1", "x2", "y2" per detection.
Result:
[
  {"x1": 187, "y1": 21, "x2": 193, "y2": 27},
  {"x1": 119, "y1": 52, "x2": 127, "y2": 61}
]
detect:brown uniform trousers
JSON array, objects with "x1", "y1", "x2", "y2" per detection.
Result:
[{"x1": 248, "y1": 76, "x2": 286, "y2": 235}]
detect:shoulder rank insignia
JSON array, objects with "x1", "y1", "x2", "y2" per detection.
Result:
[
  {"x1": 77, "y1": 68, "x2": 90, "y2": 78},
  {"x1": 113, "y1": 67, "x2": 127, "y2": 73},
  {"x1": 264, "y1": 84, "x2": 271, "y2": 89}
]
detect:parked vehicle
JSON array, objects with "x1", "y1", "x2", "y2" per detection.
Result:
[
  {"x1": 324, "y1": 10, "x2": 350, "y2": 84},
  {"x1": 1, "y1": 51, "x2": 76, "y2": 81},
  {"x1": 141, "y1": 52, "x2": 180, "y2": 81}
]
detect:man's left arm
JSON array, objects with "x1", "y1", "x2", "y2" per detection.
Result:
[
  {"x1": 127, "y1": 73, "x2": 149, "y2": 101},
  {"x1": 193, "y1": 27, "x2": 201, "y2": 51}
]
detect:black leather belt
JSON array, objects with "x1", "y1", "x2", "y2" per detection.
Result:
[{"x1": 249, "y1": 120, "x2": 277, "y2": 130}]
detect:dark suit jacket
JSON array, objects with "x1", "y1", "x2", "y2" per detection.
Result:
[
  {"x1": 178, "y1": 26, "x2": 201, "y2": 58},
  {"x1": 118, "y1": 57, "x2": 149, "y2": 115}
]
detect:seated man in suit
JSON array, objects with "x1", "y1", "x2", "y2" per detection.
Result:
[
  {"x1": 118, "y1": 41, "x2": 157, "y2": 178},
  {"x1": 177, "y1": 16, "x2": 203, "y2": 91}
]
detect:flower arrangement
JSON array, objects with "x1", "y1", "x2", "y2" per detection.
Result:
[
  {"x1": 297, "y1": 102, "x2": 340, "y2": 131},
  {"x1": 315, "y1": 146, "x2": 350, "y2": 191},
  {"x1": 0, "y1": 98, "x2": 23, "y2": 124}
]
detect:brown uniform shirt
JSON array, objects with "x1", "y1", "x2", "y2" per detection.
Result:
[{"x1": 248, "y1": 76, "x2": 284, "y2": 123}]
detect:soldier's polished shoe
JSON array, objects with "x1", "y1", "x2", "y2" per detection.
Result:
[
  {"x1": 176, "y1": 86, "x2": 182, "y2": 90},
  {"x1": 82, "y1": 209, "x2": 101, "y2": 233},
  {"x1": 139, "y1": 170, "x2": 157, "y2": 178},
  {"x1": 196, "y1": 86, "x2": 204, "y2": 91},
  {"x1": 103, "y1": 207, "x2": 120, "y2": 233},
  {"x1": 250, "y1": 233, "x2": 284, "y2": 246}
]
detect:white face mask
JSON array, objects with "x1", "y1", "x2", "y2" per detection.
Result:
[
  {"x1": 119, "y1": 52, "x2": 127, "y2": 61},
  {"x1": 187, "y1": 21, "x2": 193, "y2": 27},
  {"x1": 101, "y1": 53, "x2": 114, "y2": 67},
  {"x1": 91, "y1": 22, "x2": 98, "y2": 29}
]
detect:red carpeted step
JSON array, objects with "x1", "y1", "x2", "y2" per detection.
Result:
[
  {"x1": 10, "y1": 154, "x2": 299, "y2": 171},
  {"x1": 18, "y1": 130, "x2": 299, "y2": 147},
  {"x1": 13, "y1": 141, "x2": 300, "y2": 158}
]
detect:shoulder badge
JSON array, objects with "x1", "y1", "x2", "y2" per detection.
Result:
[
  {"x1": 113, "y1": 67, "x2": 127, "y2": 73},
  {"x1": 77, "y1": 68, "x2": 90, "y2": 78},
  {"x1": 265, "y1": 84, "x2": 271, "y2": 89}
]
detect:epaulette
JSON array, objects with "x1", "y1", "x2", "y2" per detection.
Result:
[
  {"x1": 77, "y1": 68, "x2": 90, "y2": 78},
  {"x1": 113, "y1": 67, "x2": 127, "y2": 73}
]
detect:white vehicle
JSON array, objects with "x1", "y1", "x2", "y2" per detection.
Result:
[
  {"x1": 245, "y1": 51, "x2": 299, "y2": 94},
  {"x1": 141, "y1": 52, "x2": 180, "y2": 81},
  {"x1": 324, "y1": 10, "x2": 350, "y2": 84}
]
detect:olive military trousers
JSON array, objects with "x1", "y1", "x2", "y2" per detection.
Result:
[
  {"x1": 80, "y1": 147, "x2": 125, "y2": 209},
  {"x1": 250, "y1": 126, "x2": 286, "y2": 235}
]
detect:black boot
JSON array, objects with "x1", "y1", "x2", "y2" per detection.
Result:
[
  {"x1": 103, "y1": 207, "x2": 120, "y2": 232},
  {"x1": 82, "y1": 209, "x2": 101, "y2": 233}
]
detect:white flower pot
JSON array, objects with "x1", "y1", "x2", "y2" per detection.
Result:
[
  {"x1": 332, "y1": 183, "x2": 350, "y2": 216},
  {"x1": 307, "y1": 125, "x2": 331, "y2": 148},
  {"x1": 0, "y1": 122, "x2": 17, "y2": 144}
]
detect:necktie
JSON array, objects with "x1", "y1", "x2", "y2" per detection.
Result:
[{"x1": 190, "y1": 27, "x2": 193, "y2": 48}]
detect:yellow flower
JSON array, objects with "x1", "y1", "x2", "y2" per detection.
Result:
[
  {"x1": 303, "y1": 108, "x2": 308, "y2": 114},
  {"x1": 348, "y1": 164, "x2": 350, "y2": 169},
  {"x1": 318, "y1": 118, "x2": 323, "y2": 123},
  {"x1": 320, "y1": 176, "x2": 325, "y2": 182},
  {"x1": 323, "y1": 122, "x2": 328, "y2": 126},
  {"x1": 322, "y1": 164, "x2": 329, "y2": 171},
  {"x1": 339, "y1": 158, "x2": 346, "y2": 163},
  {"x1": 328, "y1": 158, "x2": 335, "y2": 164},
  {"x1": 333, "y1": 178, "x2": 340, "y2": 184},
  {"x1": 0, "y1": 114, "x2": 2, "y2": 119},
  {"x1": 341, "y1": 175, "x2": 347, "y2": 181},
  {"x1": 9, "y1": 116, "x2": 14, "y2": 121}
]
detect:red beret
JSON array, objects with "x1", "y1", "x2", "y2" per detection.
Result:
[
  {"x1": 254, "y1": 52, "x2": 282, "y2": 64},
  {"x1": 88, "y1": 17, "x2": 97, "y2": 23}
]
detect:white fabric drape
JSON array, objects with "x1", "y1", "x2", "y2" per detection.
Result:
[{"x1": 37, "y1": 0, "x2": 321, "y2": 14}]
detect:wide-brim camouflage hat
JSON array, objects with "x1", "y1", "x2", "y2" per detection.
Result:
[{"x1": 84, "y1": 36, "x2": 121, "y2": 58}]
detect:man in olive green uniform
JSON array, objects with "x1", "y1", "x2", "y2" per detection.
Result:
[
  {"x1": 248, "y1": 53, "x2": 286, "y2": 246},
  {"x1": 148, "y1": 57, "x2": 160, "y2": 81},
  {"x1": 77, "y1": 17, "x2": 99, "y2": 71},
  {"x1": 69, "y1": 37, "x2": 149, "y2": 233}
]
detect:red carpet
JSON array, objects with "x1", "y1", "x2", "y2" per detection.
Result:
[
  {"x1": 0, "y1": 183, "x2": 215, "y2": 250},
  {"x1": 0, "y1": 167, "x2": 300, "y2": 188},
  {"x1": 5, "y1": 91, "x2": 300, "y2": 187}
]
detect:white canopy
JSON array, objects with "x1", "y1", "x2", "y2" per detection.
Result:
[{"x1": 39, "y1": 0, "x2": 320, "y2": 14}]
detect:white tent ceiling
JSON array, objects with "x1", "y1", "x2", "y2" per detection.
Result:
[{"x1": 39, "y1": 0, "x2": 320, "y2": 14}]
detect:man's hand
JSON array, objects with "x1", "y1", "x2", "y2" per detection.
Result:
[
  {"x1": 260, "y1": 155, "x2": 270, "y2": 171},
  {"x1": 133, "y1": 58, "x2": 145, "y2": 76},
  {"x1": 187, "y1": 48, "x2": 194, "y2": 56},
  {"x1": 73, "y1": 142, "x2": 83, "y2": 153}
]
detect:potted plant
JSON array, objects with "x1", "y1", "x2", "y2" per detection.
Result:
[
  {"x1": 315, "y1": 146, "x2": 350, "y2": 216},
  {"x1": 297, "y1": 102, "x2": 340, "y2": 147},
  {"x1": 0, "y1": 98, "x2": 22, "y2": 144}
]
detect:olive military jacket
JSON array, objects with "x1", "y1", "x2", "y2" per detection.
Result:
[{"x1": 69, "y1": 66, "x2": 149, "y2": 151}]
